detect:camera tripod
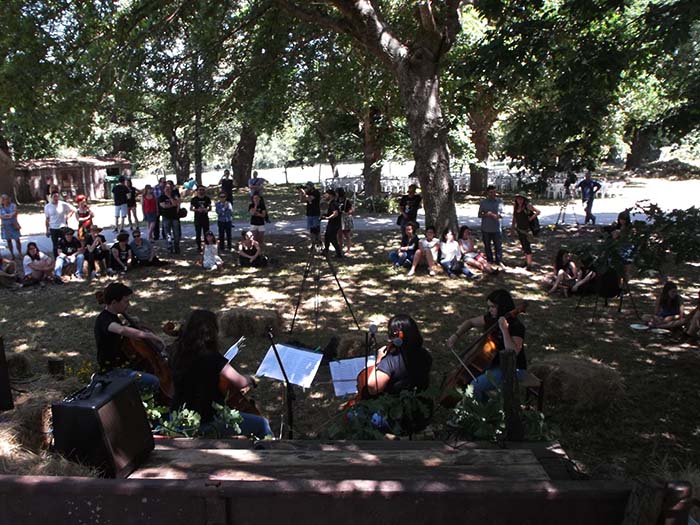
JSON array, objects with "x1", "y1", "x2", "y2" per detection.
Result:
[
  {"x1": 289, "y1": 245, "x2": 361, "y2": 334},
  {"x1": 554, "y1": 194, "x2": 580, "y2": 227}
]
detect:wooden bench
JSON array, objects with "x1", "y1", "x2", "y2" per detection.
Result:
[{"x1": 0, "y1": 440, "x2": 692, "y2": 524}]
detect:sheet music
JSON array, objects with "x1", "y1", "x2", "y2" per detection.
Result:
[
  {"x1": 329, "y1": 356, "x2": 376, "y2": 397},
  {"x1": 224, "y1": 336, "x2": 246, "y2": 362},
  {"x1": 255, "y1": 344, "x2": 323, "y2": 388}
]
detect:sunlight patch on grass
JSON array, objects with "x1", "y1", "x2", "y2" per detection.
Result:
[
  {"x1": 241, "y1": 287, "x2": 288, "y2": 302},
  {"x1": 28, "y1": 320, "x2": 47, "y2": 328}
]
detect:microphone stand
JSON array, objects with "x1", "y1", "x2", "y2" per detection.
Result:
[{"x1": 267, "y1": 328, "x2": 295, "y2": 439}]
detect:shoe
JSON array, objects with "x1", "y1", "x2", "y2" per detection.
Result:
[
  {"x1": 107, "y1": 268, "x2": 116, "y2": 276},
  {"x1": 113, "y1": 228, "x2": 119, "y2": 233},
  {"x1": 54, "y1": 278, "x2": 64, "y2": 285},
  {"x1": 525, "y1": 266, "x2": 533, "y2": 272},
  {"x1": 407, "y1": 269, "x2": 415, "y2": 277},
  {"x1": 429, "y1": 270, "x2": 436, "y2": 276},
  {"x1": 74, "y1": 274, "x2": 84, "y2": 281},
  {"x1": 40, "y1": 281, "x2": 46, "y2": 288}
]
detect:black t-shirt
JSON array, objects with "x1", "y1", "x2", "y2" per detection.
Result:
[
  {"x1": 86, "y1": 234, "x2": 108, "y2": 257},
  {"x1": 399, "y1": 194, "x2": 422, "y2": 220},
  {"x1": 111, "y1": 242, "x2": 132, "y2": 266},
  {"x1": 326, "y1": 200, "x2": 341, "y2": 228},
  {"x1": 126, "y1": 188, "x2": 137, "y2": 207},
  {"x1": 158, "y1": 194, "x2": 179, "y2": 220},
  {"x1": 57, "y1": 237, "x2": 81, "y2": 256},
  {"x1": 401, "y1": 233, "x2": 420, "y2": 254},
  {"x1": 190, "y1": 196, "x2": 211, "y2": 223},
  {"x1": 221, "y1": 179, "x2": 234, "y2": 197},
  {"x1": 95, "y1": 310, "x2": 129, "y2": 372},
  {"x1": 376, "y1": 346, "x2": 432, "y2": 395},
  {"x1": 483, "y1": 314, "x2": 527, "y2": 370},
  {"x1": 172, "y1": 352, "x2": 226, "y2": 424},
  {"x1": 249, "y1": 202, "x2": 267, "y2": 226},
  {"x1": 113, "y1": 184, "x2": 130, "y2": 206},
  {"x1": 305, "y1": 189, "x2": 321, "y2": 217},
  {"x1": 514, "y1": 207, "x2": 531, "y2": 230}
]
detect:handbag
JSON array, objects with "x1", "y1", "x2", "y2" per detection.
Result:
[
  {"x1": 178, "y1": 208, "x2": 188, "y2": 219},
  {"x1": 529, "y1": 214, "x2": 541, "y2": 236},
  {"x1": 449, "y1": 257, "x2": 463, "y2": 274}
]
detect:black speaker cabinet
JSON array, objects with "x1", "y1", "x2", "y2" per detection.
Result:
[{"x1": 52, "y1": 375, "x2": 154, "y2": 478}]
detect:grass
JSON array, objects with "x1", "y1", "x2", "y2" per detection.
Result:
[{"x1": 1, "y1": 190, "x2": 699, "y2": 482}]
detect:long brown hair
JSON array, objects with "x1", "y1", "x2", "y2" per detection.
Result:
[{"x1": 170, "y1": 310, "x2": 220, "y2": 379}]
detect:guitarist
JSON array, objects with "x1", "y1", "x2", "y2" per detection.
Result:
[
  {"x1": 447, "y1": 289, "x2": 527, "y2": 402},
  {"x1": 94, "y1": 282, "x2": 163, "y2": 393}
]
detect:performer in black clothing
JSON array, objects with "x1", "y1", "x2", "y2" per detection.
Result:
[
  {"x1": 94, "y1": 283, "x2": 164, "y2": 393},
  {"x1": 322, "y1": 189, "x2": 342, "y2": 257},
  {"x1": 398, "y1": 184, "x2": 422, "y2": 232},
  {"x1": 447, "y1": 289, "x2": 527, "y2": 402},
  {"x1": 219, "y1": 169, "x2": 234, "y2": 204},
  {"x1": 190, "y1": 185, "x2": 212, "y2": 252}
]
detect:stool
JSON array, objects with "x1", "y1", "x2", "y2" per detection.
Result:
[{"x1": 520, "y1": 371, "x2": 544, "y2": 412}]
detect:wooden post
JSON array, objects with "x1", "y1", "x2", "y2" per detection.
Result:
[
  {"x1": 501, "y1": 349, "x2": 524, "y2": 441},
  {"x1": 48, "y1": 357, "x2": 65, "y2": 379}
]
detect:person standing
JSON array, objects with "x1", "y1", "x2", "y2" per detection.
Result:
[
  {"x1": 112, "y1": 176, "x2": 130, "y2": 233},
  {"x1": 299, "y1": 181, "x2": 321, "y2": 249},
  {"x1": 576, "y1": 172, "x2": 602, "y2": 225},
  {"x1": 190, "y1": 185, "x2": 212, "y2": 253},
  {"x1": 478, "y1": 185, "x2": 504, "y2": 267},
  {"x1": 215, "y1": 192, "x2": 234, "y2": 251},
  {"x1": 248, "y1": 192, "x2": 267, "y2": 251},
  {"x1": 152, "y1": 177, "x2": 167, "y2": 241},
  {"x1": 219, "y1": 169, "x2": 234, "y2": 204},
  {"x1": 158, "y1": 183, "x2": 181, "y2": 254},
  {"x1": 511, "y1": 194, "x2": 540, "y2": 271},
  {"x1": 322, "y1": 189, "x2": 342, "y2": 258},
  {"x1": 0, "y1": 194, "x2": 22, "y2": 258},
  {"x1": 44, "y1": 191, "x2": 75, "y2": 257},
  {"x1": 398, "y1": 184, "x2": 422, "y2": 232},
  {"x1": 125, "y1": 178, "x2": 139, "y2": 231},
  {"x1": 247, "y1": 170, "x2": 266, "y2": 197}
]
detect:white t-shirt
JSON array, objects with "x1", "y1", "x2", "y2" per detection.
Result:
[
  {"x1": 440, "y1": 240, "x2": 461, "y2": 262},
  {"x1": 202, "y1": 244, "x2": 222, "y2": 269},
  {"x1": 44, "y1": 201, "x2": 75, "y2": 229},
  {"x1": 420, "y1": 237, "x2": 440, "y2": 260},
  {"x1": 23, "y1": 252, "x2": 48, "y2": 275}
]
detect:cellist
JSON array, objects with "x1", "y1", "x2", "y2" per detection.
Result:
[
  {"x1": 94, "y1": 282, "x2": 163, "y2": 393},
  {"x1": 446, "y1": 289, "x2": 527, "y2": 402},
  {"x1": 169, "y1": 309, "x2": 272, "y2": 439}
]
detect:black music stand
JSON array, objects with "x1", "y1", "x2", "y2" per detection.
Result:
[{"x1": 267, "y1": 329, "x2": 295, "y2": 439}]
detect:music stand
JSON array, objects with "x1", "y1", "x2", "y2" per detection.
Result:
[
  {"x1": 0, "y1": 338, "x2": 14, "y2": 411},
  {"x1": 267, "y1": 329, "x2": 295, "y2": 439}
]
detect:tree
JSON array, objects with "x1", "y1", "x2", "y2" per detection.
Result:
[{"x1": 276, "y1": 0, "x2": 462, "y2": 231}]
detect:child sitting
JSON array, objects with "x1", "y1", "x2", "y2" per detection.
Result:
[{"x1": 201, "y1": 231, "x2": 223, "y2": 270}]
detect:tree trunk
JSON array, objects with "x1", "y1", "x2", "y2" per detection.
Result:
[
  {"x1": 231, "y1": 124, "x2": 257, "y2": 188},
  {"x1": 193, "y1": 109, "x2": 203, "y2": 185},
  {"x1": 625, "y1": 127, "x2": 660, "y2": 170},
  {"x1": 396, "y1": 58, "x2": 457, "y2": 232},
  {"x1": 362, "y1": 107, "x2": 383, "y2": 197},
  {"x1": 167, "y1": 128, "x2": 191, "y2": 184}
]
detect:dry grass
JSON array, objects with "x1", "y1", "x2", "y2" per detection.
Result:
[{"x1": 1, "y1": 221, "x2": 699, "y2": 481}]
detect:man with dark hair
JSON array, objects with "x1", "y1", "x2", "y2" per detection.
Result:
[
  {"x1": 398, "y1": 184, "x2": 422, "y2": 232},
  {"x1": 322, "y1": 189, "x2": 343, "y2": 258},
  {"x1": 130, "y1": 229, "x2": 167, "y2": 267},
  {"x1": 54, "y1": 228, "x2": 85, "y2": 281},
  {"x1": 219, "y1": 169, "x2": 234, "y2": 204},
  {"x1": 159, "y1": 183, "x2": 181, "y2": 254},
  {"x1": 478, "y1": 185, "x2": 504, "y2": 267},
  {"x1": 152, "y1": 177, "x2": 167, "y2": 240},
  {"x1": 299, "y1": 181, "x2": 321, "y2": 249},
  {"x1": 389, "y1": 221, "x2": 420, "y2": 269},
  {"x1": 112, "y1": 176, "x2": 130, "y2": 233},
  {"x1": 94, "y1": 282, "x2": 163, "y2": 393},
  {"x1": 576, "y1": 172, "x2": 602, "y2": 225},
  {"x1": 190, "y1": 185, "x2": 211, "y2": 252}
]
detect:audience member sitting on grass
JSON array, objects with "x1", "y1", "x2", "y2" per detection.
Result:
[
  {"x1": 645, "y1": 281, "x2": 684, "y2": 329},
  {"x1": 570, "y1": 255, "x2": 597, "y2": 295},
  {"x1": 110, "y1": 231, "x2": 133, "y2": 275},
  {"x1": 86, "y1": 225, "x2": 109, "y2": 278},
  {"x1": 389, "y1": 221, "x2": 419, "y2": 270},
  {"x1": 23, "y1": 242, "x2": 55, "y2": 286},
  {"x1": 457, "y1": 226, "x2": 498, "y2": 276},
  {"x1": 237, "y1": 230, "x2": 266, "y2": 267},
  {"x1": 683, "y1": 292, "x2": 700, "y2": 340},
  {"x1": 130, "y1": 229, "x2": 167, "y2": 267},
  {"x1": 407, "y1": 226, "x2": 439, "y2": 277},
  {"x1": 546, "y1": 249, "x2": 577, "y2": 296},
  {"x1": 0, "y1": 256, "x2": 19, "y2": 289},
  {"x1": 200, "y1": 231, "x2": 224, "y2": 270},
  {"x1": 54, "y1": 228, "x2": 85, "y2": 281},
  {"x1": 439, "y1": 227, "x2": 475, "y2": 279}
]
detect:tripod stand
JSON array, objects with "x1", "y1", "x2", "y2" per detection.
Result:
[
  {"x1": 289, "y1": 246, "x2": 361, "y2": 334},
  {"x1": 555, "y1": 194, "x2": 580, "y2": 227}
]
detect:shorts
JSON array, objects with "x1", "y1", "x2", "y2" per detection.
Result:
[
  {"x1": 250, "y1": 224, "x2": 266, "y2": 233},
  {"x1": 144, "y1": 212, "x2": 158, "y2": 222},
  {"x1": 114, "y1": 204, "x2": 128, "y2": 217},
  {"x1": 306, "y1": 216, "x2": 320, "y2": 230}
]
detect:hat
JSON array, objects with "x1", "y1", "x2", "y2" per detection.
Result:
[
  {"x1": 63, "y1": 227, "x2": 75, "y2": 235},
  {"x1": 306, "y1": 181, "x2": 314, "y2": 187},
  {"x1": 104, "y1": 282, "x2": 133, "y2": 304},
  {"x1": 116, "y1": 231, "x2": 130, "y2": 241},
  {"x1": 90, "y1": 224, "x2": 102, "y2": 232}
]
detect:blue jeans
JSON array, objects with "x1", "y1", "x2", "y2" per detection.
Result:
[
  {"x1": 471, "y1": 368, "x2": 525, "y2": 403},
  {"x1": 162, "y1": 217, "x2": 181, "y2": 253},
  {"x1": 481, "y1": 230, "x2": 502, "y2": 264},
  {"x1": 218, "y1": 221, "x2": 232, "y2": 250},
  {"x1": 100, "y1": 368, "x2": 160, "y2": 395},
  {"x1": 389, "y1": 250, "x2": 414, "y2": 267},
  {"x1": 201, "y1": 413, "x2": 273, "y2": 439},
  {"x1": 54, "y1": 253, "x2": 85, "y2": 277},
  {"x1": 440, "y1": 259, "x2": 474, "y2": 278}
]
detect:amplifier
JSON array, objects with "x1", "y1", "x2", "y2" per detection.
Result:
[{"x1": 51, "y1": 375, "x2": 154, "y2": 478}]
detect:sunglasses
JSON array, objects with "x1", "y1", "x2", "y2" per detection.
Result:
[
  {"x1": 133, "y1": 233, "x2": 141, "y2": 237},
  {"x1": 219, "y1": 195, "x2": 226, "y2": 198}
]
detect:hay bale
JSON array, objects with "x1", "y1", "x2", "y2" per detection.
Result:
[
  {"x1": 529, "y1": 356, "x2": 625, "y2": 411},
  {"x1": 218, "y1": 309, "x2": 283, "y2": 339},
  {"x1": 336, "y1": 334, "x2": 367, "y2": 358},
  {"x1": 6, "y1": 353, "x2": 31, "y2": 378}
]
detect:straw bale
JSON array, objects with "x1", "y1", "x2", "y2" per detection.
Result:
[
  {"x1": 529, "y1": 355, "x2": 625, "y2": 411},
  {"x1": 218, "y1": 309, "x2": 283, "y2": 338},
  {"x1": 6, "y1": 352, "x2": 31, "y2": 378},
  {"x1": 336, "y1": 334, "x2": 368, "y2": 358}
]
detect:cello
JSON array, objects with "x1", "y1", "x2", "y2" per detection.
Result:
[{"x1": 439, "y1": 302, "x2": 527, "y2": 407}]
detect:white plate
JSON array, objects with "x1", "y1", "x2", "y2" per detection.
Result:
[{"x1": 630, "y1": 323, "x2": 649, "y2": 331}]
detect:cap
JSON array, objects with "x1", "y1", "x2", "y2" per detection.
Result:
[{"x1": 104, "y1": 282, "x2": 133, "y2": 304}]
